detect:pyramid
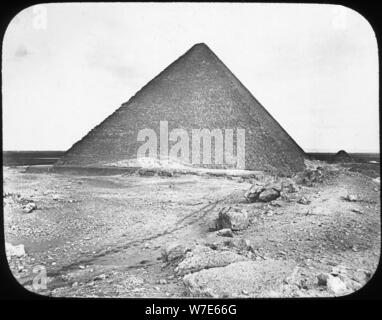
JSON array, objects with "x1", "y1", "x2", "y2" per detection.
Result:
[
  {"x1": 332, "y1": 150, "x2": 353, "y2": 163},
  {"x1": 56, "y1": 43, "x2": 305, "y2": 174}
]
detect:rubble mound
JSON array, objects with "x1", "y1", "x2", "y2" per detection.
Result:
[
  {"x1": 175, "y1": 245, "x2": 248, "y2": 276},
  {"x1": 183, "y1": 259, "x2": 296, "y2": 297}
]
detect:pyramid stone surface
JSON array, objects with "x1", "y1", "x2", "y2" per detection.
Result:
[{"x1": 56, "y1": 43, "x2": 305, "y2": 174}]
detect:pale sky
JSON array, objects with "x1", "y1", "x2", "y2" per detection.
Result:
[{"x1": 2, "y1": 3, "x2": 379, "y2": 152}]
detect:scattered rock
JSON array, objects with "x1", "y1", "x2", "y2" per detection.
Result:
[
  {"x1": 221, "y1": 238, "x2": 253, "y2": 253},
  {"x1": 300, "y1": 168, "x2": 324, "y2": 186},
  {"x1": 207, "y1": 218, "x2": 220, "y2": 232},
  {"x1": 297, "y1": 197, "x2": 311, "y2": 205},
  {"x1": 317, "y1": 273, "x2": 328, "y2": 286},
  {"x1": 216, "y1": 228, "x2": 234, "y2": 238},
  {"x1": 281, "y1": 180, "x2": 299, "y2": 193},
  {"x1": 161, "y1": 243, "x2": 189, "y2": 262},
  {"x1": 175, "y1": 245, "x2": 248, "y2": 276},
  {"x1": 372, "y1": 177, "x2": 380, "y2": 184},
  {"x1": 218, "y1": 207, "x2": 248, "y2": 231},
  {"x1": 22, "y1": 202, "x2": 37, "y2": 213},
  {"x1": 94, "y1": 274, "x2": 107, "y2": 281},
  {"x1": 264, "y1": 209, "x2": 274, "y2": 217},
  {"x1": 269, "y1": 201, "x2": 282, "y2": 207},
  {"x1": 351, "y1": 208, "x2": 364, "y2": 214},
  {"x1": 344, "y1": 194, "x2": 357, "y2": 202},
  {"x1": 305, "y1": 208, "x2": 314, "y2": 216}
]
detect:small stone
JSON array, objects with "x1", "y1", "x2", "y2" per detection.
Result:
[
  {"x1": 218, "y1": 207, "x2": 248, "y2": 231},
  {"x1": 207, "y1": 219, "x2": 219, "y2": 232},
  {"x1": 242, "y1": 289, "x2": 249, "y2": 295},
  {"x1": 281, "y1": 180, "x2": 299, "y2": 193},
  {"x1": 216, "y1": 228, "x2": 234, "y2": 238},
  {"x1": 161, "y1": 243, "x2": 188, "y2": 262},
  {"x1": 22, "y1": 202, "x2": 37, "y2": 213},
  {"x1": 79, "y1": 265, "x2": 85, "y2": 269},
  {"x1": 159, "y1": 279, "x2": 167, "y2": 284},
  {"x1": 265, "y1": 209, "x2": 274, "y2": 217},
  {"x1": 317, "y1": 273, "x2": 328, "y2": 286},
  {"x1": 94, "y1": 274, "x2": 107, "y2": 281},
  {"x1": 297, "y1": 196, "x2": 311, "y2": 205},
  {"x1": 240, "y1": 239, "x2": 251, "y2": 250},
  {"x1": 305, "y1": 209, "x2": 314, "y2": 215},
  {"x1": 345, "y1": 194, "x2": 357, "y2": 202}
]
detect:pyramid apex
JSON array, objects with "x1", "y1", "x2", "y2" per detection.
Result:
[
  {"x1": 193, "y1": 42, "x2": 209, "y2": 47},
  {"x1": 190, "y1": 42, "x2": 211, "y2": 51}
]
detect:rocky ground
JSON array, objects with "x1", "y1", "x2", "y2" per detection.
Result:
[{"x1": 3, "y1": 159, "x2": 380, "y2": 297}]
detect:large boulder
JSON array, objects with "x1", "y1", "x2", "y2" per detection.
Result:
[
  {"x1": 5, "y1": 243, "x2": 26, "y2": 257},
  {"x1": 183, "y1": 259, "x2": 296, "y2": 297},
  {"x1": 244, "y1": 185, "x2": 264, "y2": 202},
  {"x1": 244, "y1": 183, "x2": 281, "y2": 203},
  {"x1": 326, "y1": 274, "x2": 350, "y2": 295},
  {"x1": 175, "y1": 245, "x2": 248, "y2": 276},
  {"x1": 218, "y1": 207, "x2": 249, "y2": 231},
  {"x1": 258, "y1": 188, "x2": 280, "y2": 202}
]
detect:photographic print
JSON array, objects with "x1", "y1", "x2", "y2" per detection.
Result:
[{"x1": 2, "y1": 3, "x2": 380, "y2": 299}]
